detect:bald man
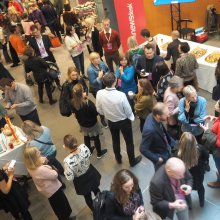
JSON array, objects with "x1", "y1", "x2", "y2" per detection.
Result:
[
  {"x1": 164, "y1": 30, "x2": 181, "y2": 71},
  {"x1": 149, "y1": 157, "x2": 193, "y2": 220}
]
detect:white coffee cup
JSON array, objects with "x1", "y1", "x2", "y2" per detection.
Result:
[{"x1": 128, "y1": 91, "x2": 134, "y2": 99}]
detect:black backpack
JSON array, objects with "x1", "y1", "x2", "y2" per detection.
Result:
[
  {"x1": 93, "y1": 190, "x2": 110, "y2": 220},
  {"x1": 59, "y1": 82, "x2": 72, "y2": 117}
]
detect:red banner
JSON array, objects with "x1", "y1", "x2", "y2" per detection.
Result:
[{"x1": 114, "y1": 0, "x2": 147, "y2": 52}]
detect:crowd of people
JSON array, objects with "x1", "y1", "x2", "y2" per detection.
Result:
[{"x1": 0, "y1": 1, "x2": 220, "y2": 220}]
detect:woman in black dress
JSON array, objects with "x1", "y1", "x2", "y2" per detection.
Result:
[{"x1": 0, "y1": 162, "x2": 32, "y2": 220}]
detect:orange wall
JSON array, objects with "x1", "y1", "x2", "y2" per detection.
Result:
[{"x1": 143, "y1": 0, "x2": 220, "y2": 36}]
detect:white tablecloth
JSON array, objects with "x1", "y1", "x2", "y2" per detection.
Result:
[
  {"x1": 0, "y1": 128, "x2": 28, "y2": 176},
  {"x1": 154, "y1": 34, "x2": 219, "y2": 93}
]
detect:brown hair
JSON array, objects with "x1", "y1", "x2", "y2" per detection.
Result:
[
  {"x1": 118, "y1": 53, "x2": 130, "y2": 66},
  {"x1": 63, "y1": 134, "x2": 78, "y2": 151},
  {"x1": 152, "y1": 102, "x2": 166, "y2": 117},
  {"x1": 138, "y1": 78, "x2": 154, "y2": 96},
  {"x1": 178, "y1": 132, "x2": 199, "y2": 169},
  {"x1": 71, "y1": 83, "x2": 84, "y2": 110},
  {"x1": 21, "y1": 120, "x2": 43, "y2": 140},
  {"x1": 111, "y1": 169, "x2": 139, "y2": 205},
  {"x1": 67, "y1": 66, "x2": 79, "y2": 82}
]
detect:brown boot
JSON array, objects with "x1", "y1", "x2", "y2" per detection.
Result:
[{"x1": 207, "y1": 181, "x2": 220, "y2": 188}]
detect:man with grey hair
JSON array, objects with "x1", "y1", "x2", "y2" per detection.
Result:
[
  {"x1": 140, "y1": 102, "x2": 175, "y2": 170},
  {"x1": 164, "y1": 30, "x2": 181, "y2": 71},
  {"x1": 150, "y1": 157, "x2": 192, "y2": 220},
  {"x1": 96, "y1": 73, "x2": 142, "y2": 167}
]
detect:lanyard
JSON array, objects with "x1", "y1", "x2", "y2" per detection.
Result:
[{"x1": 105, "y1": 32, "x2": 111, "y2": 43}]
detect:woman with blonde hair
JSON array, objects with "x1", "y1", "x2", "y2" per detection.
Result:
[
  {"x1": 71, "y1": 83, "x2": 107, "y2": 158},
  {"x1": 21, "y1": 120, "x2": 64, "y2": 175},
  {"x1": 177, "y1": 132, "x2": 209, "y2": 207},
  {"x1": 24, "y1": 147, "x2": 73, "y2": 220}
]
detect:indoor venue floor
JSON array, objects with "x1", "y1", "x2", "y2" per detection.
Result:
[{"x1": 1, "y1": 34, "x2": 220, "y2": 220}]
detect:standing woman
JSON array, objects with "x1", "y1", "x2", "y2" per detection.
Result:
[
  {"x1": 105, "y1": 169, "x2": 144, "y2": 219},
  {"x1": 0, "y1": 162, "x2": 32, "y2": 220},
  {"x1": 64, "y1": 25, "x2": 86, "y2": 79},
  {"x1": 24, "y1": 147, "x2": 73, "y2": 220},
  {"x1": 134, "y1": 78, "x2": 154, "y2": 132},
  {"x1": 24, "y1": 46, "x2": 57, "y2": 105},
  {"x1": 71, "y1": 83, "x2": 107, "y2": 158},
  {"x1": 63, "y1": 134, "x2": 102, "y2": 211},
  {"x1": 214, "y1": 59, "x2": 220, "y2": 116},
  {"x1": 177, "y1": 132, "x2": 209, "y2": 207},
  {"x1": 21, "y1": 120, "x2": 64, "y2": 175},
  {"x1": 84, "y1": 17, "x2": 103, "y2": 57}
]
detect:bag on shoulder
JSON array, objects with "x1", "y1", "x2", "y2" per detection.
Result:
[
  {"x1": 93, "y1": 190, "x2": 110, "y2": 220},
  {"x1": 212, "y1": 84, "x2": 220, "y2": 101},
  {"x1": 46, "y1": 61, "x2": 60, "y2": 79},
  {"x1": 131, "y1": 51, "x2": 142, "y2": 68},
  {"x1": 59, "y1": 82, "x2": 72, "y2": 117}
]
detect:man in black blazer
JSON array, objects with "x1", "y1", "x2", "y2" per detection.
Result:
[
  {"x1": 164, "y1": 30, "x2": 181, "y2": 71},
  {"x1": 136, "y1": 43, "x2": 164, "y2": 89},
  {"x1": 150, "y1": 157, "x2": 193, "y2": 220},
  {"x1": 140, "y1": 102, "x2": 175, "y2": 170}
]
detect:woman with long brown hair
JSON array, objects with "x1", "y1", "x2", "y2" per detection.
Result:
[
  {"x1": 105, "y1": 169, "x2": 144, "y2": 219},
  {"x1": 134, "y1": 78, "x2": 154, "y2": 132},
  {"x1": 177, "y1": 132, "x2": 209, "y2": 207},
  {"x1": 71, "y1": 83, "x2": 107, "y2": 158}
]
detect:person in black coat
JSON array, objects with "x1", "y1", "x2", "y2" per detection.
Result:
[
  {"x1": 177, "y1": 132, "x2": 209, "y2": 207},
  {"x1": 0, "y1": 54, "x2": 14, "y2": 80},
  {"x1": 105, "y1": 169, "x2": 145, "y2": 220},
  {"x1": 150, "y1": 157, "x2": 193, "y2": 220},
  {"x1": 24, "y1": 46, "x2": 57, "y2": 105},
  {"x1": 136, "y1": 43, "x2": 164, "y2": 89},
  {"x1": 84, "y1": 17, "x2": 103, "y2": 57}
]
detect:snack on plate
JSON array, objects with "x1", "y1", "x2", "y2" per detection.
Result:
[
  {"x1": 10, "y1": 137, "x2": 21, "y2": 146},
  {"x1": 190, "y1": 47, "x2": 207, "y2": 58},
  {"x1": 161, "y1": 42, "x2": 171, "y2": 51},
  {"x1": 205, "y1": 51, "x2": 220, "y2": 63},
  {"x1": 2, "y1": 124, "x2": 16, "y2": 136}
]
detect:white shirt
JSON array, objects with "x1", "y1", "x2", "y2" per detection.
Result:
[
  {"x1": 96, "y1": 88, "x2": 134, "y2": 122},
  {"x1": 36, "y1": 37, "x2": 48, "y2": 58}
]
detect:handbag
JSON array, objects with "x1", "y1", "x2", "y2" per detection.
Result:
[
  {"x1": 212, "y1": 84, "x2": 220, "y2": 101},
  {"x1": 33, "y1": 139, "x2": 54, "y2": 145},
  {"x1": 50, "y1": 37, "x2": 61, "y2": 48}
]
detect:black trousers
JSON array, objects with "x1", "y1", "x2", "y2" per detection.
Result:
[
  {"x1": 84, "y1": 188, "x2": 100, "y2": 211},
  {"x1": 104, "y1": 52, "x2": 119, "y2": 73},
  {"x1": 140, "y1": 118, "x2": 145, "y2": 133},
  {"x1": 48, "y1": 187, "x2": 72, "y2": 220},
  {"x1": 108, "y1": 118, "x2": 135, "y2": 164},
  {"x1": 9, "y1": 41, "x2": 20, "y2": 65},
  {"x1": 19, "y1": 109, "x2": 41, "y2": 126},
  {"x1": 1, "y1": 42, "x2": 12, "y2": 63},
  {"x1": 84, "y1": 135, "x2": 101, "y2": 155},
  {"x1": 37, "y1": 80, "x2": 53, "y2": 102}
]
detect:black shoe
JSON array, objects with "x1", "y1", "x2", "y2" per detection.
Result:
[
  {"x1": 10, "y1": 63, "x2": 20, "y2": 68},
  {"x1": 130, "y1": 155, "x2": 142, "y2": 167},
  {"x1": 90, "y1": 146, "x2": 95, "y2": 154},
  {"x1": 39, "y1": 100, "x2": 44, "y2": 104},
  {"x1": 49, "y1": 99, "x2": 57, "y2": 105},
  {"x1": 199, "y1": 199, "x2": 204, "y2": 207},
  {"x1": 101, "y1": 119, "x2": 108, "y2": 128},
  {"x1": 97, "y1": 149, "x2": 108, "y2": 159}
]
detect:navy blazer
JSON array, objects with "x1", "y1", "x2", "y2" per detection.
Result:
[
  {"x1": 140, "y1": 113, "x2": 174, "y2": 163},
  {"x1": 150, "y1": 165, "x2": 193, "y2": 219},
  {"x1": 136, "y1": 55, "x2": 164, "y2": 88},
  {"x1": 28, "y1": 35, "x2": 56, "y2": 63}
]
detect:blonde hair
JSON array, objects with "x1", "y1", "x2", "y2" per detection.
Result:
[
  {"x1": 23, "y1": 146, "x2": 42, "y2": 170},
  {"x1": 84, "y1": 17, "x2": 95, "y2": 27},
  {"x1": 72, "y1": 83, "x2": 84, "y2": 110},
  {"x1": 127, "y1": 36, "x2": 138, "y2": 49},
  {"x1": 21, "y1": 120, "x2": 43, "y2": 140},
  {"x1": 89, "y1": 52, "x2": 100, "y2": 62},
  {"x1": 67, "y1": 66, "x2": 79, "y2": 81},
  {"x1": 182, "y1": 85, "x2": 197, "y2": 97}
]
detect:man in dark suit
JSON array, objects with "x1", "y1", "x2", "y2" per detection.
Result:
[
  {"x1": 150, "y1": 157, "x2": 193, "y2": 220},
  {"x1": 140, "y1": 102, "x2": 175, "y2": 170},
  {"x1": 164, "y1": 30, "x2": 181, "y2": 72},
  {"x1": 136, "y1": 43, "x2": 164, "y2": 89}
]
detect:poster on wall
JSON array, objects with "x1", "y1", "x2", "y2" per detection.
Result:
[{"x1": 114, "y1": 0, "x2": 146, "y2": 52}]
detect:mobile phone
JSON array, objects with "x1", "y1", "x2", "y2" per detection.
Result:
[{"x1": 8, "y1": 160, "x2": 16, "y2": 169}]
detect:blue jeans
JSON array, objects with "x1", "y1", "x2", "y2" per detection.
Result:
[
  {"x1": 213, "y1": 154, "x2": 220, "y2": 182},
  {"x1": 71, "y1": 52, "x2": 85, "y2": 75},
  {"x1": 47, "y1": 151, "x2": 64, "y2": 175}
]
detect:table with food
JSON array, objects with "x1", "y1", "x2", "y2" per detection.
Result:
[
  {"x1": 0, "y1": 117, "x2": 28, "y2": 176},
  {"x1": 155, "y1": 33, "x2": 219, "y2": 93}
]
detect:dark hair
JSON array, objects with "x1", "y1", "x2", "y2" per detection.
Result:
[
  {"x1": 180, "y1": 42, "x2": 190, "y2": 53},
  {"x1": 63, "y1": 134, "x2": 78, "y2": 150},
  {"x1": 42, "y1": 0, "x2": 50, "y2": 5},
  {"x1": 30, "y1": 24, "x2": 38, "y2": 32},
  {"x1": 66, "y1": 25, "x2": 73, "y2": 36},
  {"x1": 103, "y1": 73, "x2": 116, "y2": 88},
  {"x1": 215, "y1": 59, "x2": 220, "y2": 79},
  {"x1": 155, "y1": 61, "x2": 170, "y2": 76},
  {"x1": 64, "y1": 3, "x2": 71, "y2": 11},
  {"x1": 24, "y1": 46, "x2": 34, "y2": 57},
  {"x1": 118, "y1": 53, "x2": 130, "y2": 66},
  {"x1": 9, "y1": 25, "x2": 16, "y2": 33},
  {"x1": 140, "y1": 29, "x2": 150, "y2": 38},
  {"x1": 111, "y1": 169, "x2": 139, "y2": 205},
  {"x1": 0, "y1": 78, "x2": 14, "y2": 87},
  {"x1": 138, "y1": 78, "x2": 154, "y2": 96},
  {"x1": 71, "y1": 83, "x2": 84, "y2": 110},
  {"x1": 144, "y1": 43, "x2": 154, "y2": 51}
]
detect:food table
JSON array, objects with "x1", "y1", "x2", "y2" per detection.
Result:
[
  {"x1": 0, "y1": 126, "x2": 28, "y2": 176},
  {"x1": 154, "y1": 34, "x2": 219, "y2": 93}
]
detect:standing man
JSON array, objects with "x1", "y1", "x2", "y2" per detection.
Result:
[
  {"x1": 0, "y1": 78, "x2": 41, "y2": 125},
  {"x1": 164, "y1": 30, "x2": 181, "y2": 71},
  {"x1": 140, "y1": 102, "x2": 175, "y2": 170},
  {"x1": 150, "y1": 157, "x2": 193, "y2": 220},
  {"x1": 96, "y1": 73, "x2": 142, "y2": 167},
  {"x1": 99, "y1": 18, "x2": 121, "y2": 72}
]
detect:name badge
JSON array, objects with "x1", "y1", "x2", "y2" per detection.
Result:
[
  {"x1": 147, "y1": 72, "x2": 152, "y2": 81},
  {"x1": 107, "y1": 43, "x2": 112, "y2": 50}
]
